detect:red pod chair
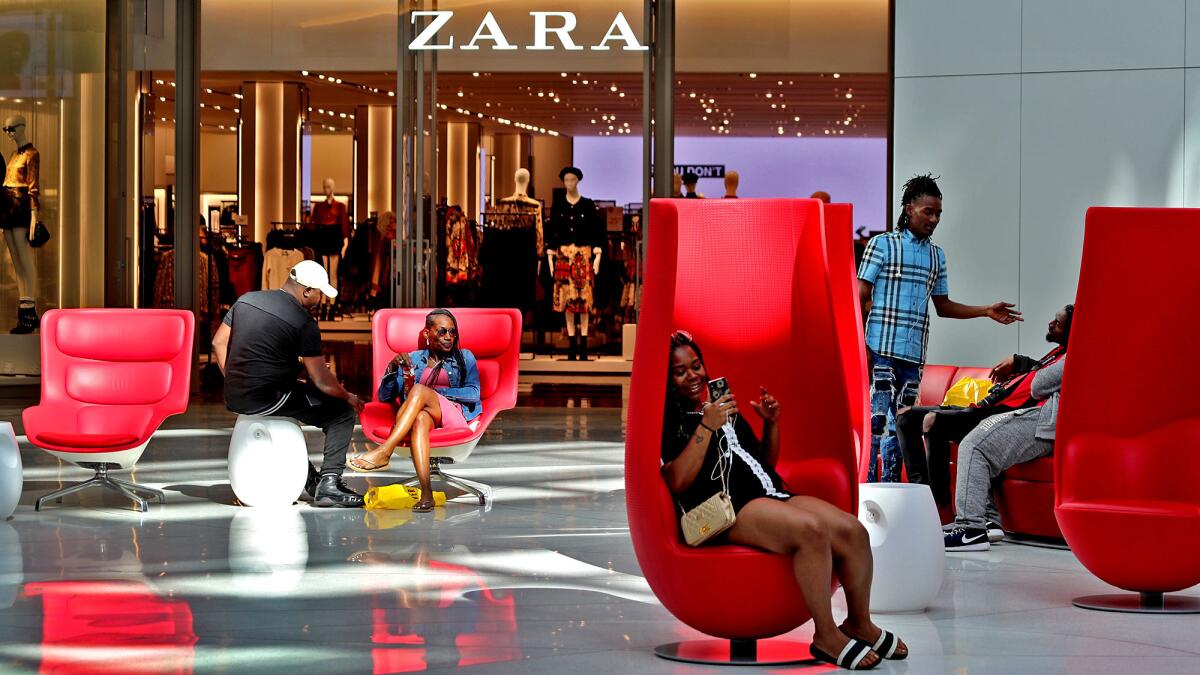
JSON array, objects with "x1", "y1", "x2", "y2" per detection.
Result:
[
  {"x1": 822, "y1": 203, "x2": 870, "y2": 482},
  {"x1": 1056, "y1": 207, "x2": 1200, "y2": 613},
  {"x1": 359, "y1": 308, "x2": 521, "y2": 505},
  {"x1": 626, "y1": 199, "x2": 859, "y2": 664},
  {"x1": 23, "y1": 309, "x2": 194, "y2": 512}
]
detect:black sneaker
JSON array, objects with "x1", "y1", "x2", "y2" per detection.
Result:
[
  {"x1": 944, "y1": 526, "x2": 990, "y2": 551},
  {"x1": 313, "y1": 474, "x2": 365, "y2": 508},
  {"x1": 302, "y1": 463, "x2": 321, "y2": 501},
  {"x1": 985, "y1": 520, "x2": 1006, "y2": 543}
]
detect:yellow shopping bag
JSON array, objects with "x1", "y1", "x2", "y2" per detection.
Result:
[
  {"x1": 941, "y1": 377, "x2": 996, "y2": 407},
  {"x1": 363, "y1": 484, "x2": 447, "y2": 510}
]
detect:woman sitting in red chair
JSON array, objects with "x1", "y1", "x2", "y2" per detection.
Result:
[
  {"x1": 661, "y1": 331, "x2": 905, "y2": 670},
  {"x1": 349, "y1": 309, "x2": 481, "y2": 512}
]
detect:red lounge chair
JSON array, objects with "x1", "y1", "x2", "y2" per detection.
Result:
[
  {"x1": 360, "y1": 308, "x2": 521, "y2": 505},
  {"x1": 1056, "y1": 207, "x2": 1200, "y2": 613},
  {"x1": 626, "y1": 198, "x2": 859, "y2": 664},
  {"x1": 23, "y1": 309, "x2": 194, "y2": 512}
]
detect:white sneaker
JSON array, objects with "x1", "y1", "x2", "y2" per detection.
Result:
[{"x1": 985, "y1": 520, "x2": 1006, "y2": 543}]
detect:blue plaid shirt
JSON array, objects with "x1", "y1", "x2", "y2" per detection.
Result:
[{"x1": 857, "y1": 229, "x2": 949, "y2": 364}]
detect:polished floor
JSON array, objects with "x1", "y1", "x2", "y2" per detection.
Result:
[{"x1": 2, "y1": 386, "x2": 1200, "y2": 674}]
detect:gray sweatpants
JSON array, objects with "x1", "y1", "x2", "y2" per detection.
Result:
[{"x1": 954, "y1": 408, "x2": 1053, "y2": 529}]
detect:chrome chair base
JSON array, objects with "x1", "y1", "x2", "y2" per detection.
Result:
[
  {"x1": 396, "y1": 457, "x2": 492, "y2": 507},
  {"x1": 35, "y1": 462, "x2": 165, "y2": 513}
]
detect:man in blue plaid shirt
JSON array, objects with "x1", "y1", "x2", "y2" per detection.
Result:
[{"x1": 858, "y1": 174, "x2": 1022, "y2": 482}]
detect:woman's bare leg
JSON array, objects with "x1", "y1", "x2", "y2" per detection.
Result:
[
  {"x1": 351, "y1": 384, "x2": 443, "y2": 468},
  {"x1": 728, "y1": 498, "x2": 880, "y2": 669},
  {"x1": 410, "y1": 411, "x2": 436, "y2": 508},
  {"x1": 786, "y1": 496, "x2": 907, "y2": 657}
]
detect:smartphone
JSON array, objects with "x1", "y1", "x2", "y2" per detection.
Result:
[{"x1": 707, "y1": 377, "x2": 731, "y2": 404}]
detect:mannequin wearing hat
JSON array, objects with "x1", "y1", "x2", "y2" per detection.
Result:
[
  {"x1": 1, "y1": 115, "x2": 41, "y2": 334},
  {"x1": 547, "y1": 166, "x2": 604, "y2": 361},
  {"x1": 682, "y1": 171, "x2": 701, "y2": 199}
]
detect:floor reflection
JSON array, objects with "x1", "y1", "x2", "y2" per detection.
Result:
[{"x1": 26, "y1": 579, "x2": 196, "y2": 674}]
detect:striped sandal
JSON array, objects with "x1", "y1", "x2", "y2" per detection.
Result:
[
  {"x1": 809, "y1": 638, "x2": 879, "y2": 670},
  {"x1": 840, "y1": 623, "x2": 907, "y2": 661}
]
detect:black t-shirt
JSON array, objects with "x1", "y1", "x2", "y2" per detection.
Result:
[
  {"x1": 661, "y1": 412, "x2": 790, "y2": 513},
  {"x1": 222, "y1": 290, "x2": 322, "y2": 413}
]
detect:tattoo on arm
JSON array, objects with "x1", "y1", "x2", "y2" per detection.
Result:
[{"x1": 692, "y1": 429, "x2": 708, "y2": 444}]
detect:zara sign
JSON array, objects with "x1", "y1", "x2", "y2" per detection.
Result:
[{"x1": 409, "y1": 11, "x2": 647, "y2": 51}]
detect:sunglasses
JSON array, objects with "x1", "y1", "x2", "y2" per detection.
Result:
[
  {"x1": 1, "y1": 124, "x2": 23, "y2": 133},
  {"x1": 432, "y1": 327, "x2": 457, "y2": 338}
]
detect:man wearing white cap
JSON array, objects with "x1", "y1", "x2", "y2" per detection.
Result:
[{"x1": 212, "y1": 260, "x2": 365, "y2": 507}]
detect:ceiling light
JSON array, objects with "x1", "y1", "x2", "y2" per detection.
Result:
[
  {"x1": 301, "y1": 70, "x2": 309, "y2": 76},
  {"x1": 765, "y1": 92, "x2": 773, "y2": 99},
  {"x1": 458, "y1": 90, "x2": 464, "y2": 97},
  {"x1": 833, "y1": 73, "x2": 840, "y2": 78},
  {"x1": 749, "y1": 73, "x2": 757, "y2": 78},
  {"x1": 591, "y1": 119, "x2": 596, "y2": 124},
  {"x1": 582, "y1": 79, "x2": 589, "y2": 84},
  {"x1": 619, "y1": 92, "x2": 625, "y2": 97},
  {"x1": 777, "y1": 127, "x2": 784, "y2": 135},
  {"x1": 472, "y1": 72, "x2": 479, "y2": 77},
  {"x1": 845, "y1": 93, "x2": 853, "y2": 99},
  {"x1": 205, "y1": 88, "x2": 212, "y2": 93},
  {"x1": 796, "y1": 132, "x2": 803, "y2": 137},
  {"x1": 689, "y1": 92, "x2": 696, "y2": 98},
  {"x1": 561, "y1": 72, "x2": 567, "y2": 77},
  {"x1": 610, "y1": 85, "x2": 618, "y2": 92},
  {"x1": 537, "y1": 91, "x2": 544, "y2": 97},
  {"x1": 793, "y1": 116, "x2": 800, "y2": 122},
  {"x1": 159, "y1": 96, "x2": 166, "y2": 102}
]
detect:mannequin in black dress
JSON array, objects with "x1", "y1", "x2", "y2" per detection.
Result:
[{"x1": 546, "y1": 166, "x2": 604, "y2": 361}]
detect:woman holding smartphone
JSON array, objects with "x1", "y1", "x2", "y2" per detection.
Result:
[
  {"x1": 349, "y1": 309, "x2": 481, "y2": 513},
  {"x1": 661, "y1": 331, "x2": 905, "y2": 670}
]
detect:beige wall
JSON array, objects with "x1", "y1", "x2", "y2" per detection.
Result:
[
  {"x1": 532, "y1": 134, "x2": 574, "y2": 204},
  {"x1": 312, "y1": 133, "x2": 354, "y2": 193},
  {"x1": 200, "y1": 132, "x2": 237, "y2": 193}
]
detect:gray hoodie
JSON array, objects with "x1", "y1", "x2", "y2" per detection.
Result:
[{"x1": 1029, "y1": 356, "x2": 1066, "y2": 441}]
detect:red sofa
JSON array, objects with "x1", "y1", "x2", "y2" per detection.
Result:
[{"x1": 919, "y1": 365, "x2": 1062, "y2": 540}]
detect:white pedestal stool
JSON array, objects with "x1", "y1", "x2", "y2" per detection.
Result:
[
  {"x1": 228, "y1": 416, "x2": 309, "y2": 508},
  {"x1": 858, "y1": 483, "x2": 945, "y2": 613},
  {"x1": 0, "y1": 422, "x2": 22, "y2": 520}
]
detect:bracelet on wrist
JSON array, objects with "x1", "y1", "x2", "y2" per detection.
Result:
[{"x1": 699, "y1": 421, "x2": 717, "y2": 433}]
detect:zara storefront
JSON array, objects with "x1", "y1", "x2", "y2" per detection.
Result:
[{"x1": 0, "y1": 1, "x2": 888, "y2": 372}]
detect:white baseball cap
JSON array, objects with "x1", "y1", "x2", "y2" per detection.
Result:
[{"x1": 289, "y1": 260, "x2": 338, "y2": 298}]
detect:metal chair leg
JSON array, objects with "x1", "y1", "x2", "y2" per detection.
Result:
[
  {"x1": 36, "y1": 463, "x2": 163, "y2": 512},
  {"x1": 436, "y1": 467, "x2": 492, "y2": 506}
]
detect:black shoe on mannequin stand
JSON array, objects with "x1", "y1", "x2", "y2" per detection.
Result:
[
  {"x1": 10, "y1": 302, "x2": 38, "y2": 334},
  {"x1": 566, "y1": 334, "x2": 578, "y2": 361},
  {"x1": 578, "y1": 334, "x2": 591, "y2": 362}
]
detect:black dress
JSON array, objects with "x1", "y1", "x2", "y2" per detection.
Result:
[{"x1": 662, "y1": 412, "x2": 793, "y2": 514}]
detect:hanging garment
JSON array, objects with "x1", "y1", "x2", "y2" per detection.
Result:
[
  {"x1": 479, "y1": 204, "x2": 538, "y2": 312},
  {"x1": 551, "y1": 244, "x2": 596, "y2": 313},
  {"x1": 445, "y1": 207, "x2": 482, "y2": 285},
  {"x1": 262, "y1": 247, "x2": 305, "y2": 290},
  {"x1": 227, "y1": 244, "x2": 264, "y2": 297}
]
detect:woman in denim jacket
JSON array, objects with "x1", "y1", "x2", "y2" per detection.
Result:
[{"x1": 349, "y1": 309, "x2": 481, "y2": 512}]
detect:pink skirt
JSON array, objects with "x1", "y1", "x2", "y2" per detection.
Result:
[{"x1": 435, "y1": 392, "x2": 469, "y2": 429}]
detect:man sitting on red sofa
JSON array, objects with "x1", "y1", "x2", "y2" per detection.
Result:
[
  {"x1": 896, "y1": 305, "x2": 1073, "y2": 539},
  {"x1": 943, "y1": 352, "x2": 1067, "y2": 551}
]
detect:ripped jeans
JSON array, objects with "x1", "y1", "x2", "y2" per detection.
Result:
[{"x1": 867, "y1": 349, "x2": 922, "y2": 483}]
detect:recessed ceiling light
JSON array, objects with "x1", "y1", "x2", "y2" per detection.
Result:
[
  {"x1": 749, "y1": 73, "x2": 757, "y2": 78},
  {"x1": 833, "y1": 73, "x2": 840, "y2": 78}
]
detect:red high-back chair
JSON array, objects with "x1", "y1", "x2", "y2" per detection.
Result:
[
  {"x1": 823, "y1": 203, "x2": 870, "y2": 481},
  {"x1": 1056, "y1": 207, "x2": 1200, "y2": 613},
  {"x1": 360, "y1": 308, "x2": 521, "y2": 505},
  {"x1": 626, "y1": 199, "x2": 859, "y2": 664},
  {"x1": 23, "y1": 309, "x2": 194, "y2": 512}
]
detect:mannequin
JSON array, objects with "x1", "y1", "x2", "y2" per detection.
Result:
[
  {"x1": 682, "y1": 171, "x2": 701, "y2": 199},
  {"x1": 672, "y1": 172, "x2": 683, "y2": 198},
  {"x1": 547, "y1": 166, "x2": 603, "y2": 361},
  {"x1": 311, "y1": 178, "x2": 349, "y2": 319},
  {"x1": 1, "y1": 115, "x2": 41, "y2": 334},
  {"x1": 723, "y1": 170, "x2": 740, "y2": 198},
  {"x1": 500, "y1": 168, "x2": 544, "y2": 254}
]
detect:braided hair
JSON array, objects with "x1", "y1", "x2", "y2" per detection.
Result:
[
  {"x1": 664, "y1": 330, "x2": 706, "y2": 445},
  {"x1": 425, "y1": 308, "x2": 467, "y2": 388},
  {"x1": 896, "y1": 173, "x2": 942, "y2": 231},
  {"x1": 1062, "y1": 304, "x2": 1075, "y2": 344}
]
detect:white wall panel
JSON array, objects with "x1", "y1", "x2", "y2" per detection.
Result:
[
  {"x1": 1183, "y1": 68, "x2": 1200, "y2": 206},
  {"x1": 895, "y1": 0, "x2": 1021, "y2": 77},
  {"x1": 1019, "y1": 69, "x2": 1184, "y2": 356},
  {"x1": 1188, "y1": 0, "x2": 1200, "y2": 66},
  {"x1": 1023, "y1": 0, "x2": 1185, "y2": 72},
  {"x1": 894, "y1": 75, "x2": 1022, "y2": 367}
]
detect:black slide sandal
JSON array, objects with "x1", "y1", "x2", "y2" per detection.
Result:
[
  {"x1": 840, "y1": 623, "x2": 907, "y2": 661},
  {"x1": 809, "y1": 638, "x2": 879, "y2": 670}
]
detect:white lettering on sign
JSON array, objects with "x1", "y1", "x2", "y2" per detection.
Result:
[{"x1": 409, "y1": 11, "x2": 647, "y2": 52}]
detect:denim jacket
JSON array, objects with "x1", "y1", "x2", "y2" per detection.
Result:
[{"x1": 376, "y1": 348, "x2": 482, "y2": 422}]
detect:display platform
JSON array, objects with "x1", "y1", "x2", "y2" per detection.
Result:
[{"x1": 0, "y1": 334, "x2": 39, "y2": 377}]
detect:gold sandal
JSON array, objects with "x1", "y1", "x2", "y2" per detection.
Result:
[{"x1": 348, "y1": 456, "x2": 391, "y2": 473}]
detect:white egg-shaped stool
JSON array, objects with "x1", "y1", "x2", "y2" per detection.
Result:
[
  {"x1": 0, "y1": 422, "x2": 22, "y2": 520},
  {"x1": 228, "y1": 415, "x2": 308, "y2": 508},
  {"x1": 858, "y1": 483, "x2": 945, "y2": 613}
]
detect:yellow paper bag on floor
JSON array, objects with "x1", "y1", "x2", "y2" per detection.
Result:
[
  {"x1": 363, "y1": 484, "x2": 447, "y2": 510},
  {"x1": 941, "y1": 377, "x2": 995, "y2": 407}
]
